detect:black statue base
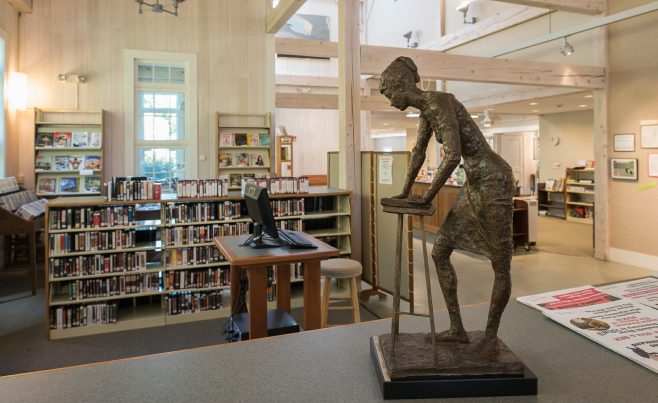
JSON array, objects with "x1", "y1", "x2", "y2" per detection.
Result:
[{"x1": 370, "y1": 332, "x2": 538, "y2": 400}]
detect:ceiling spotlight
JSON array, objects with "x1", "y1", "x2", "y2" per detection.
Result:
[
  {"x1": 560, "y1": 37, "x2": 575, "y2": 56},
  {"x1": 135, "y1": 0, "x2": 185, "y2": 16},
  {"x1": 529, "y1": 102, "x2": 538, "y2": 106},
  {"x1": 482, "y1": 109, "x2": 493, "y2": 128},
  {"x1": 382, "y1": 123, "x2": 389, "y2": 126},
  {"x1": 406, "y1": 111, "x2": 420, "y2": 118},
  {"x1": 531, "y1": 109, "x2": 540, "y2": 113},
  {"x1": 579, "y1": 104, "x2": 588, "y2": 108},
  {"x1": 402, "y1": 30, "x2": 419, "y2": 49},
  {"x1": 584, "y1": 94, "x2": 593, "y2": 98},
  {"x1": 77, "y1": 75, "x2": 87, "y2": 83},
  {"x1": 57, "y1": 74, "x2": 67, "y2": 82}
]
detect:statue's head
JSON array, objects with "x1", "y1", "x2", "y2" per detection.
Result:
[{"x1": 379, "y1": 56, "x2": 420, "y2": 111}]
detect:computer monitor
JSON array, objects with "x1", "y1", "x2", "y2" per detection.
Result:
[{"x1": 243, "y1": 184, "x2": 279, "y2": 248}]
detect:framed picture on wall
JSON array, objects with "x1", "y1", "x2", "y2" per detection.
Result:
[
  {"x1": 648, "y1": 153, "x2": 658, "y2": 178},
  {"x1": 610, "y1": 158, "x2": 638, "y2": 181},
  {"x1": 613, "y1": 133, "x2": 635, "y2": 152},
  {"x1": 641, "y1": 124, "x2": 658, "y2": 148}
]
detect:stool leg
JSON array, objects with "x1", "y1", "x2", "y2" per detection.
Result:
[
  {"x1": 350, "y1": 276, "x2": 361, "y2": 323},
  {"x1": 390, "y1": 213, "x2": 404, "y2": 362},
  {"x1": 321, "y1": 277, "x2": 332, "y2": 328},
  {"x1": 421, "y1": 216, "x2": 437, "y2": 364}
]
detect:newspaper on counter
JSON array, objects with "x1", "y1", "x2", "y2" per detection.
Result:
[{"x1": 517, "y1": 276, "x2": 658, "y2": 373}]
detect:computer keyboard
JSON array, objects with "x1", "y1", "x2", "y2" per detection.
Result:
[{"x1": 278, "y1": 230, "x2": 317, "y2": 249}]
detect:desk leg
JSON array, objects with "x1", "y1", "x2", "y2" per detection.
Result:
[
  {"x1": 230, "y1": 265, "x2": 242, "y2": 314},
  {"x1": 248, "y1": 267, "x2": 268, "y2": 339},
  {"x1": 276, "y1": 264, "x2": 291, "y2": 313},
  {"x1": 303, "y1": 260, "x2": 321, "y2": 331}
]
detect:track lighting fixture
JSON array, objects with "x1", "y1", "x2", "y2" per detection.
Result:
[{"x1": 560, "y1": 37, "x2": 575, "y2": 56}]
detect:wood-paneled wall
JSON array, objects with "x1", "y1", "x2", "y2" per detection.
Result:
[
  {"x1": 15, "y1": 0, "x2": 275, "y2": 186},
  {"x1": 1, "y1": 0, "x2": 19, "y2": 179}
]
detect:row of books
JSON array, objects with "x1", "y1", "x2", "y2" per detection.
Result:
[
  {"x1": 36, "y1": 154, "x2": 102, "y2": 171},
  {"x1": 228, "y1": 173, "x2": 268, "y2": 189},
  {"x1": 570, "y1": 206, "x2": 593, "y2": 219},
  {"x1": 165, "y1": 268, "x2": 229, "y2": 290},
  {"x1": 49, "y1": 206, "x2": 137, "y2": 230},
  {"x1": 164, "y1": 222, "x2": 250, "y2": 246},
  {"x1": 104, "y1": 177, "x2": 160, "y2": 201},
  {"x1": 566, "y1": 185, "x2": 594, "y2": 193},
  {"x1": 219, "y1": 132, "x2": 270, "y2": 148},
  {"x1": 241, "y1": 176, "x2": 310, "y2": 195},
  {"x1": 165, "y1": 246, "x2": 225, "y2": 267},
  {"x1": 164, "y1": 201, "x2": 242, "y2": 223},
  {"x1": 36, "y1": 131, "x2": 102, "y2": 148},
  {"x1": 175, "y1": 179, "x2": 229, "y2": 198},
  {"x1": 38, "y1": 176, "x2": 101, "y2": 194},
  {"x1": 51, "y1": 273, "x2": 161, "y2": 301},
  {"x1": 49, "y1": 252, "x2": 149, "y2": 279},
  {"x1": 276, "y1": 219, "x2": 302, "y2": 231},
  {"x1": 166, "y1": 291, "x2": 223, "y2": 315},
  {"x1": 49, "y1": 231, "x2": 138, "y2": 254},
  {"x1": 544, "y1": 178, "x2": 565, "y2": 192},
  {"x1": 50, "y1": 303, "x2": 118, "y2": 330},
  {"x1": 218, "y1": 152, "x2": 267, "y2": 168},
  {"x1": 271, "y1": 199, "x2": 305, "y2": 217}
]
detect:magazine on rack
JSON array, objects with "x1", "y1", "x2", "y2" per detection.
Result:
[{"x1": 517, "y1": 276, "x2": 658, "y2": 373}]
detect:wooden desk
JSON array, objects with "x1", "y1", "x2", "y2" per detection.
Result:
[{"x1": 213, "y1": 233, "x2": 338, "y2": 339}]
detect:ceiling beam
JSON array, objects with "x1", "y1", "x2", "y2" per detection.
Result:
[
  {"x1": 361, "y1": 44, "x2": 606, "y2": 88},
  {"x1": 492, "y1": 0, "x2": 604, "y2": 15},
  {"x1": 275, "y1": 38, "x2": 338, "y2": 58},
  {"x1": 275, "y1": 93, "x2": 396, "y2": 111},
  {"x1": 276, "y1": 75, "x2": 338, "y2": 87},
  {"x1": 438, "y1": 7, "x2": 550, "y2": 51},
  {"x1": 8, "y1": 0, "x2": 32, "y2": 13},
  {"x1": 266, "y1": 0, "x2": 307, "y2": 34},
  {"x1": 460, "y1": 86, "x2": 583, "y2": 110}
]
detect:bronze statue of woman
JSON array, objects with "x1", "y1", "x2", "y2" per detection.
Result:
[{"x1": 380, "y1": 56, "x2": 516, "y2": 343}]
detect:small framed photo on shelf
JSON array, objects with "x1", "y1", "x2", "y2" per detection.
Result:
[
  {"x1": 251, "y1": 154, "x2": 265, "y2": 166},
  {"x1": 613, "y1": 133, "x2": 635, "y2": 152},
  {"x1": 641, "y1": 123, "x2": 658, "y2": 148},
  {"x1": 610, "y1": 158, "x2": 638, "y2": 181},
  {"x1": 648, "y1": 153, "x2": 658, "y2": 178},
  {"x1": 247, "y1": 133, "x2": 261, "y2": 146},
  {"x1": 233, "y1": 133, "x2": 248, "y2": 146},
  {"x1": 234, "y1": 152, "x2": 250, "y2": 167},
  {"x1": 219, "y1": 132, "x2": 234, "y2": 147}
]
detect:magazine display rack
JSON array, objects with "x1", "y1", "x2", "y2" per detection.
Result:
[
  {"x1": 216, "y1": 112, "x2": 273, "y2": 189},
  {"x1": 34, "y1": 109, "x2": 104, "y2": 197},
  {"x1": 44, "y1": 187, "x2": 351, "y2": 339}
]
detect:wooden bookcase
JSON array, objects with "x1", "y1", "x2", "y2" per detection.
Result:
[
  {"x1": 44, "y1": 187, "x2": 351, "y2": 339},
  {"x1": 565, "y1": 168, "x2": 595, "y2": 224},
  {"x1": 538, "y1": 182, "x2": 566, "y2": 219},
  {"x1": 216, "y1": 112, "x2": 273, "y2": 189},
  {"x1": 34, "y1": 109, "x2": 104, "y2": 197}
]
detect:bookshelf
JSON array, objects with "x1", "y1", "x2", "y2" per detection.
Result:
[
  {"x1": 565, "y1": 168, "x2": 595, "y2": 224},
  {"x1": 216, "y1": 112, "x2": 273, "y2": 189},
  {"x1": 44, "y1": 187, "x2": 351, "y2": 339},
  {"x1": 34, "y1": 109, "x2": 104, "y2": 197},
  {"x1": 537, "y1": 182, "x2": 566, "y2": 219},
  {"x1": 276, "y1": 134, "x2": 295, "y2": 176}
]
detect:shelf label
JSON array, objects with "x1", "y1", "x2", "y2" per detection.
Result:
[{"x1": 79, "y1": 169, "x2": 93, "y2": 176}]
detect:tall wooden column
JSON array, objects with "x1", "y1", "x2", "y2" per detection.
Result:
[
  {"x1": 338, "y1": 0, "x2": 361, "y2": 261},
  {"x1": 593, "y1": 14, "x2": 609, "y2": 260}
]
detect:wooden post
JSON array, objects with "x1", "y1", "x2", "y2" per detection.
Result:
[{"x1": 338, "y1": 0, "x2": 362, "y2": 261}]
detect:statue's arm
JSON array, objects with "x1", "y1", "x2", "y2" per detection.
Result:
[{"x1": 398, "y1": 117, "x2": 433, "y2": 198}]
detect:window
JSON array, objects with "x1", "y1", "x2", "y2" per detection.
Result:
[
  {"x1": 124, "y1": 51, "x2": 197, "y2": 189},
  {"x1": 0, "y1": 35, "x2": 5, "y2": 178}
]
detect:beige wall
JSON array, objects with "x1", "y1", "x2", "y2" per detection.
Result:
[
  {"x1": 406, "y1": 127, "x2": 439, "y2": 168},
  {"x1": 608, "y1": 0, "x2": 658, "y2": 261},
  {"x1": 13, "y1": 0, "x2": 274, "y2": 186},
  {"x1": 538, "y1": 110, "x2": 594, "y2": 183},
  {"x1": 1, "y1": 0, "x2": 19, "y2": 179}
]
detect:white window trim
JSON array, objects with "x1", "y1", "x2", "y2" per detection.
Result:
[{"x1": 123, "y1": 49, "x2": 198, "y2": 178}]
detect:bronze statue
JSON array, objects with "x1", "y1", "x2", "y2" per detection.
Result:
[{"x1": 379, "y1": 56, "x2": 516, "y2": 344}]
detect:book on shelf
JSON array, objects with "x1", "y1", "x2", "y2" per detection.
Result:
[
  {"x1": 219, "y1": 132, "x2": 234, "y2": 147},
  {"x1": 259, "y1": 133, "x2": 271, "y2": 146},
  {"x1": 247, "y1": 133, "x2": 261, "y2": 146},
  {"x1": 229, "y1": 174, "x2": 242, "y2": 188},
  {"x1": 36, "y1": 132, "x2": 54, "y2": 148},
  {"x1": 49, "y1": 251, "x2": 148, "y2": 278},
  {"x1": 103, "y1": 177, "x2": 157, "y2": 201},
  {"x1": 544, "y1": 178, "x2": 564, "y2": 192},
  {"x1": 37, "y1": 177, "x2": 57, "y2": 194},
  {"x1": 35, "y1": 153, "x2": 53, "y2": 170},
  {"x1": 15, "y1": 198, "x2": 48, "y2": 220},
  {"x1": 89, "y1": 132, "x2": 102, "y2": 148},
  {"x1": 84, "y1": 155, "x2": 102, "y2": 170},
  {"x1": 83, "y1": 176, "x2": 102, "y2": 193},
  {"x1": 50, "y1": 303, "x2": 118, "y2": 330},
  {"x1": 166, "y1": 291, "x2": 223, "y2": 315},
  {"x1": 234, "y1": 152, "x2": 250, "y2": 167},
  {"x1": 165, "y1": 246, "x2": 225, "y2": 267},
  {"x1": 165, "y1": 268, "x2": 229, "y2": 290},
  {"x1": 72, "y1": 132, "x2": 89, "y2": 147},
  {"x1": 164, "y1": 200, "x2": 242, "y2": 223},
  {"x1": 175, "y1": 179, "x2": 229, "y2": 198},
  {"x1": 59, "y1": 177, "x2": 79, "y2": 193},
  {"x1": 251, "y1": 154, "x2": 265, "y2": 167},
  {"x1": 218, "y1": 153, "x2": 232, "y2": 167},
  {"x1": 233, "y1": 133, "x2": 248, "y2": 146},
  {"x1": 68, "y1": 156, "x2": 84, "y2": 170},
  {"x1": 54, "y1": 132, "x2": 72, "y2": 148},
  {"x1": 55, "y1": 156, "x2": 70, "y2": 171}
]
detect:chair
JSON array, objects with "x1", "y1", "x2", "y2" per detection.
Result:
[{"x1": 320, "y1": 258, "x2": 362, "y2": 327}]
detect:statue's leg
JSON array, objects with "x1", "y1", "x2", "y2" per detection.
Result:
[
  {"x1": 432, "y1": 242, "x2": 469, "y2": 343},
  {"x1": 485, "y1": 251, "x2": 512, "y2": 338}
]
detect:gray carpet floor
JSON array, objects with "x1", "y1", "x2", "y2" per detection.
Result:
[{"x1": 0, "y1": 271, "x2": 378, "y2": 377}]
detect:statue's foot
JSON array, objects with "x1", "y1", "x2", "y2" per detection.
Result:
[
  {"x1": 436, "y1": 328, "x2": 469, "y2": 343},
  {"x1": 472, "y1": 334, "x2": 500, "y2": 357}
]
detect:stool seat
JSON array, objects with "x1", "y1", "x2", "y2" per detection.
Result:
[{"x1": 320, "y1": 258, "x2": 362, "y2": 279}]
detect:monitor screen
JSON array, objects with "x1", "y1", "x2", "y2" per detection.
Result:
[{"x1": 244, "y1": 184, "x2": 278, "y2": 239}]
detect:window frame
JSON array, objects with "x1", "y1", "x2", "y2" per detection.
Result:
[{"x1": 123, "y1": 49, "x2": 198, "y2": 179}]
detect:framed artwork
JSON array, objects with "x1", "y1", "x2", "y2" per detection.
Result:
[
  {"x1": 641, "y1": 124, "x2": 658, "y2": 148},
  {"x1": 613, "y1": 133, "x2": 635, "y2": 152},
  {"x1": 648, "y1": 153, "x2": 658, "y2": 178},
  {"x1": 610, "y1": 158, "x2": 638, "y2": 181}
]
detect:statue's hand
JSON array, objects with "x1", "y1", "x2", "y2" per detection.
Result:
[
  {"x1": 408, "y1": 194, "x2": 433, "y2": 206},
  {"x1": 391, "y1": 193, "x2": 408, "y2": 200}
]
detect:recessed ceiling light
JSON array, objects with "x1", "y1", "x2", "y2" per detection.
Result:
[
  {"x1": 529, "y1": 102, "x2": 538, "y2": 106},
  {"x1": 584, "y1": 94, "x2": 593, "y2": 99},
  {"x1": 579, "y1": 104, "x2": 588, "y2": 108},
  {"x1": 531, "y1": 109, "x2": 540, "y2": 113},
  {"x1": 382, "y1": 123, "x2": 389, "y2": 126}
]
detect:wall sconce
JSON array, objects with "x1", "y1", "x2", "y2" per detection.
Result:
[{"x1": 9, "y1": 72, "x2": 28, "y2": 110}]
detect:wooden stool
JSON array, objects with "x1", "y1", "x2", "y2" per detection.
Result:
[{"x1": 321, "y1": 258, "x2": 362, "y2": 327}]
